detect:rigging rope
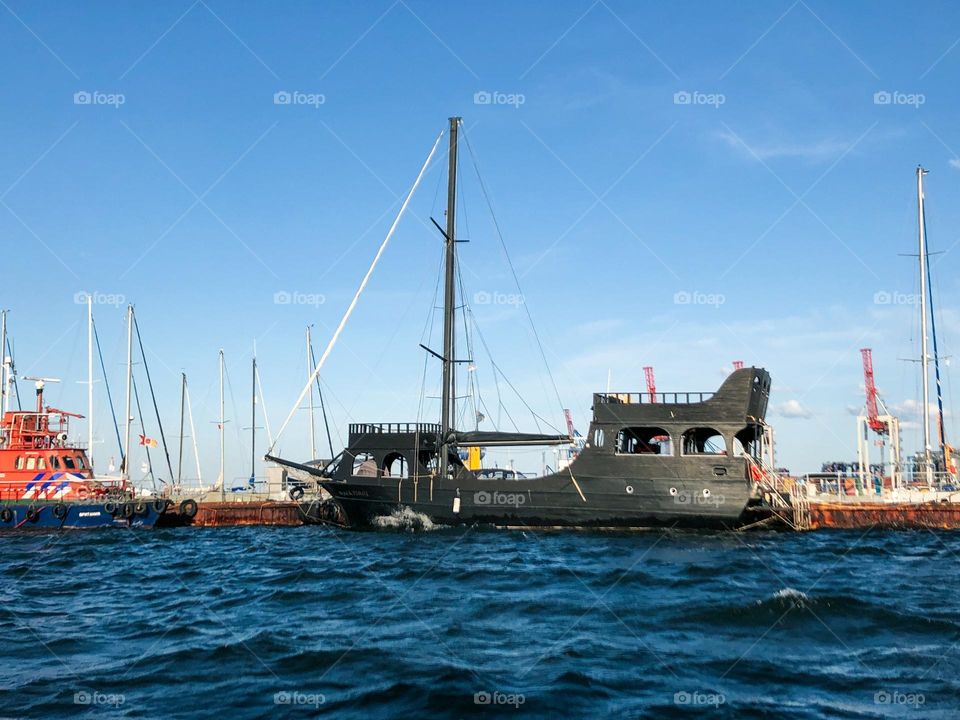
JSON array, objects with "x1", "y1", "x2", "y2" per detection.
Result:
[
  {"x1": 134, "y1": 315, "x2": 175, "y2": 480},
  {"x1": 461, "y1": 126, "x2": 567, "y2": 429},
  {"x1": 270, "y1": 129, "x2": 445, "y2": 452},
  {"x1": 93, "y1": 318, "x2": 123, "y2": 462}
]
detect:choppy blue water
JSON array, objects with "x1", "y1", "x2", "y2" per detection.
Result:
[{"x1": 1, "y1": 520, "x2": 958, "y2": 719}]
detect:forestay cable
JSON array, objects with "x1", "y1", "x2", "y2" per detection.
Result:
[{"x1": 269, "y1": 129, "x2": 445, "y2": 452}]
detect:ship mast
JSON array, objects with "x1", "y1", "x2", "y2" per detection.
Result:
[
  {"x1": 250, "y1": 354, "x2": 257, "y2": 486},
  {"x1": 917, "y1": 166, "x2": 934, "y2": 486},
  {"x1": 123, "y1": 304, "x2": 133, "y2": 480},
  {"x1": 87, "y1": 295, "x2": 94, "y2": 470},
  {"x1": 306, "y1": 326, "x2": 317, "y2": 461},
  {"x1": 439, "y1": 116, "x2": 460, "y2": 475},
  {"x1": 0, "y1": 309, "x2": 7, "y2": 417},
  {"x1": 177, "y1": 372, "x2": 186, "y2": 487},
  {"x1": 219, "y1": 348, "x2": 225, "y2": 501}
]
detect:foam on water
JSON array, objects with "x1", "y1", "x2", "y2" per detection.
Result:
[{"x1": 371, "y1": 506, "x2": 437, "y2": 532}]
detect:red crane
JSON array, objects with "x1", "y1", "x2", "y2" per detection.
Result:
[
  {"x1": 861, "y1": 348, "x2": 888, "y2": 434},
  {"x1": 643, "y1": 366, "x2": 657, "y2": 403}
]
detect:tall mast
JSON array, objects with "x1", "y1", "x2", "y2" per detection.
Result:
[
  {"x1": 177, "y1": 372, "x2": 186, "y2": 487},
  {"x1": 250, "y1": 354, "x2": 256, "y2": 485},
  {"x1": 440, "y1": 116, "x2": 460, "y2": 473},
  {"x1": 306, "y1": 326, "x2": 317, "y2": 461},
  {"x1": 219, "y1": 348, "x2": 225, "y2": 501},
  {"x1": 123, "y1": 304, "x2": 133, "y2": 480},
  {"x1": 917, "y1": 166, "x2": 934, "y2": 486},
  {"x1": 0, "y1": 309, "x2": 7, "y2": 417},
  {"x1": 87, "y1": 296, "x2": 94, "y2": 470}
]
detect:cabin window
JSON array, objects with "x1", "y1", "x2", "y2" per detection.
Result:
[
  {"x1": 382, "y1": 452, "x2": 409, "y2": 479},
  {"x1": 25, "y1": 457, "x2": 36, "y2": 470},
  {"x1": 351, "y1": 452, "x2": 377, "y2": 477},
  {"x1": 37, "y1": 457, "x2": 46, "y2": 470},
  {"x1": 14, "y1": 456, "x2": 23, "y2": 469},
  {"x1": 63, "y1": 456, "x2": 76, "y2": 469},
  {"x1": 75, "y1": 456, "x2": 86, "y2": 470},
  {"x1": 593, "y1": 428, "x2": 605, "y2": 448},
  {"x1": 616, "y1": 427, "x2": 673, "y2": 456},
  {"x1": 734, "y1": 426, "x2": 762, "y2": 459},
  {"x1": 49, "y1": 455, "x2": 61, "y2": 469},
  {"x1": 681, "y1": 427, "x2": 727, "y2": 456}
]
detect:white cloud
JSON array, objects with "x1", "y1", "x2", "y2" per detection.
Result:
[
  {"x1": 716, "y1": 131, "x2": 852, "y2": 162},
  {"x1": 776, "y1": 399, "x2": 813, "y2": 419},
  {"x1": 950, "y1": 158, "x2": 960, "y2": 169}
]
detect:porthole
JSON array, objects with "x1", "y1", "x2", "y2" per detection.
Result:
[
  {"x1": 702, "y1": 488, "x2": 711, "y2": 498},
  {"x1": 625, "y1": 485, "x2": 634, "y2": 494},
  {"x1": 669, "y1": 487, "x2": 678, "y2": 496}
]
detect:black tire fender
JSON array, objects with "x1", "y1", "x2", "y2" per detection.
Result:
[{"x1": 179, "y1": 498, "x2": 198, "y2": 518}]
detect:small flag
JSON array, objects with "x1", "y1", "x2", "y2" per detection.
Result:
[{"x1": 138, "y1": 434, "x2": 158, "y2": 448}]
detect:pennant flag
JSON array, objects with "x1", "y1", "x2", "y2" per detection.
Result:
[{"x1": 138, "y1": 434, "x2": 159, "y2": 448}]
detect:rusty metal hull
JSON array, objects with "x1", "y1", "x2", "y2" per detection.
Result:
[
  {"x1": 809, "y1": 501, "x2": 960, "y2": 530},
  {"x1": 159, "y1": 501, "x2": 306, "y2": 527}
]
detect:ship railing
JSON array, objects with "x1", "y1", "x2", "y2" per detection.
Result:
[
  {"x1": 594, "y1": 392, "x2": 714, "y2": 405},
  {"x1": 802, "y1": 471, "x2": 960, "y2": 502},
  {"x1": 349, "y1": 422, "x2": 442, "y2": 435}
]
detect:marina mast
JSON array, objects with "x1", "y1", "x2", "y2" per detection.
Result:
[
  {"x1": 123, "y1": 305, "x2": 134, "y2": 480},
  {"x1": 917, "y1": 166, "x2": 934, "y2": 486},
  {"x1": 440, "y1": 116, "x2": 460, "y2": 474}
]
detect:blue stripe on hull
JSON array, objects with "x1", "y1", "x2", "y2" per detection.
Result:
[{"x1": 0, "y1": 503, "x2": 161, "y2": 529}]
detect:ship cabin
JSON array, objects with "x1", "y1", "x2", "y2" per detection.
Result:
[
  {"x1": 587, "y1": 368, "x2": 772, "y2": 469},
  {"x1": 0, "y1": 407, "x2": 94, "y2": 481}
]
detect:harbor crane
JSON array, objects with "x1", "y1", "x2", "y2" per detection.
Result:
[
  {"x1": 857, "y1": 348, "x2": 902, "y2": 491},
  {"x1": 643, "y1": 366, "x2": 657, "y2": 402}
]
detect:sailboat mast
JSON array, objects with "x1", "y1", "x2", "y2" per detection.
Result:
[
  {"x1": 440, "y1": 116, "x2": 460, "y2": 470},
  {"x1": 1, "y1": 309, "x2": 7, "y2": 417},
  {"x1": 123, "y1": 304, "x2": 133, "y2": 480},
  {"x1": 306, "y1": 326, "x2": 317, "y2": 461},
  {"x1": 87, "y1": 296, "x2": 94, "y2": 470},
  {"x1": 177, "y1": 372, "x2": 186, "y2": 487},
  {"x1": 250, "y1": 355, "x2": 256, "y2": 485},
  {"x1": 917, "y1": 166, "x2": 934, "y2": 486},
  {"x1": 219, "y1": 348, "x2": 225, "y2": 501}
]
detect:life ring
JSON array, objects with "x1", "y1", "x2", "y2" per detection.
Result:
[
  {"x1": 26, "y1": 508, "x2": 40, "y2": 523},
  {"x1": 53, "y1": 503, "x2": 68, "y2": 519},
  {"x1": 121, "y1": 503, "x2": 135, "y2": 518},
  {"x1": 179, "y1": 499, "x2": 198, "y2": 518},
  {"x1": 134, "y1": 501, "x2": 148, "y2": 516},
  {"x1": 104, "y1": 501, "x2": 118, "y2": 515},
  {"x1": 0, "y1": 507, "x2": 12, "y2": 523},
  {"x1": 289, "y1": 486, "x2": 305, "y2": 500}
]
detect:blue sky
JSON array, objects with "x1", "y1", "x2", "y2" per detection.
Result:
[{"x1": 1, "y1": 0, "x2": 960, "y2": 481}]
